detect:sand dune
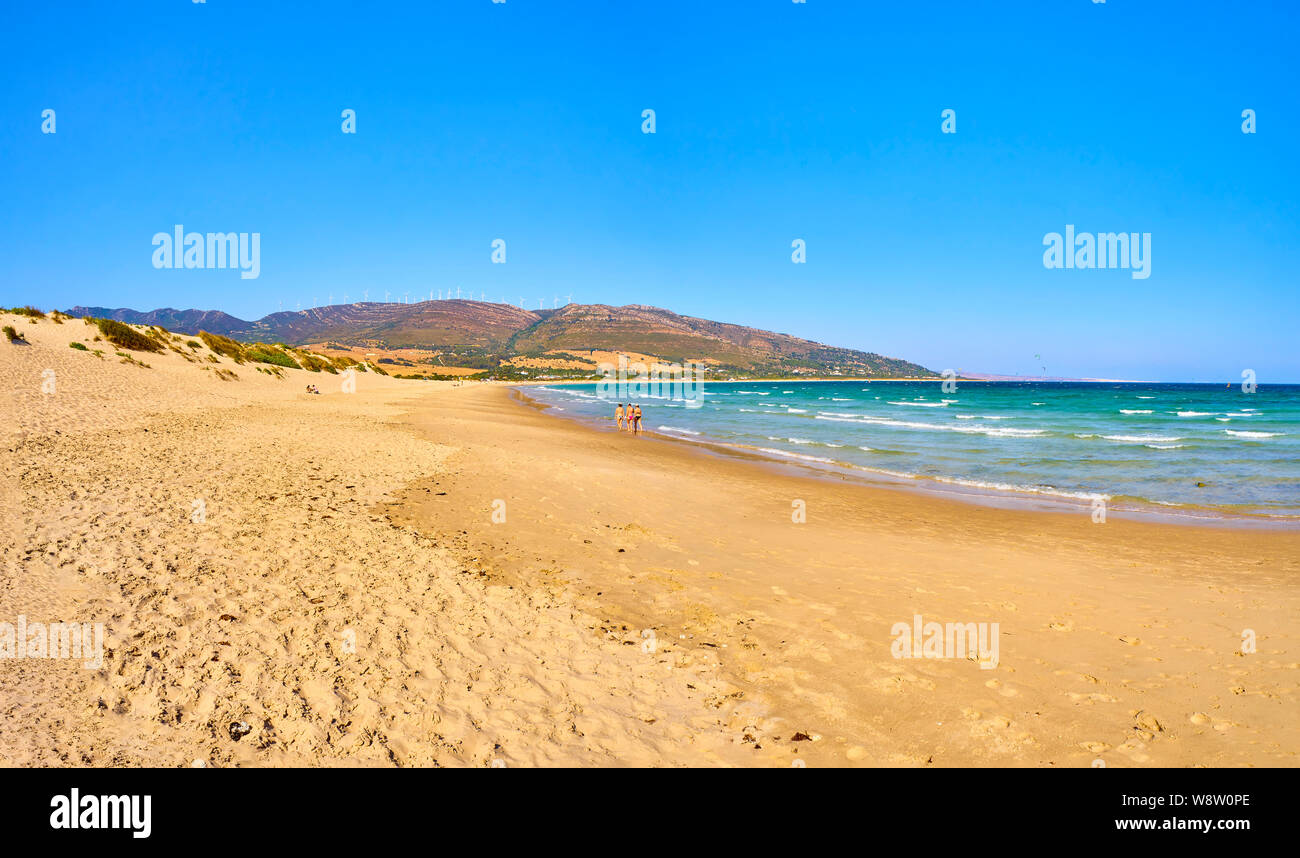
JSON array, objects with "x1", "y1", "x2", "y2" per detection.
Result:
[{"x1": 0, "y1": 314, "x2": 758, "y2": 766}]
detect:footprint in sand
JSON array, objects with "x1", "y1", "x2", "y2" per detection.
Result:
[
  {"x1": 1133, "y1": 710, "x2": 1165, "y2": 733},
  {"x1": 984, "y1": 678, "x2": 1019, "y2": 697},
  {"x1": 1117, "y1": 737, "x2": 1152, "y2": 763},
  {"x1": 1049, "y1": 620, "x2": 1074, "y2": 632}
]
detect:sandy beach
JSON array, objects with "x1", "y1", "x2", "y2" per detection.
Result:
[{"x1": 3, "y1": 313, "x2": 1298, "y2": 767}]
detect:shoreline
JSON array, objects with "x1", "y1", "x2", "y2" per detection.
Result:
[{"x1": 515, "y1": 387, "x2": 1300, "y2": 532}]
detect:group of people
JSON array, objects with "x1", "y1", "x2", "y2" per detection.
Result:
[
  {"x1": 615, "y1": 403, "x2": 643, "y2": 434},
  {"x1": 305, "y1": 384, "x2": 321, "y2": 395}
]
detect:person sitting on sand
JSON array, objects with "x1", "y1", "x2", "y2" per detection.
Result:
[{"x1": 615, "y1": 403, "x2": 624, "y2": 431}]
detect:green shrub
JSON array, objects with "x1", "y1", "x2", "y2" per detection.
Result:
[
  {"x1": 9, "y1": 306, "x2": 45, "y2": 318},
  {"x1": 198, "y1": 330, "x2": 246, "y2": 362},
  {"x1": 245, "y1": 344, "x2": 300, "y2": 369},
  {"x1": 293, "y1": 351, "x2": 332, "y2": 373},
  {"x1": 94, "y1": 318, "x2": 163, "y2": 352},
  {"x1": 69, "y1": 341, "x2": 88, "y2": 351},
  {"x1": 3, "y1": 325, "x2": 23, "y2": 343}
]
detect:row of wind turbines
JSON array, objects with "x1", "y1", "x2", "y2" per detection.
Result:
[{"x1": 282, "y1": 290, "x2": 575, "y2": 313}]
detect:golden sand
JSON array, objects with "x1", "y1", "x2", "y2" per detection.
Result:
[{"x1": 3, "y1": 312, "x2": 1297, "y2": 767}]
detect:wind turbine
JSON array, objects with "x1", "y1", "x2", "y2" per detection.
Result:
[
  {"x1": 384, "y1": 291, "x2": 390, "y2": 303},
  {"x1": 455, "y1": 286, "x2": 462, "y2": 299},
  {"x1": 565, "y1": 293, "x2": 572, "y2": 305},
  {"x1": 519, "y1": 296, "x2": 525, "y2": 308},
  {"x1": 404, "y1": 291, "x2": 410, "y2": 304},
  {"x1": 328, "y1": 293, "x2": 333, "y2": 304},
  {"x1": 552, "y1": 294, "x2": 558, "y2": 308},
  {"x1": 363, "y1": 289, "x2": 368, "y2": 301},
  {"x1": 343, "y1": 293, "x2": 349, "y2": 304}
]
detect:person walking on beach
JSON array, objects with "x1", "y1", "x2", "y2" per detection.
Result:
[
  {"x1": 615, "y1": 403, "x2": 624, "y2": 431},
  {"x1": 633, "y1": 404, "x2": 643, "y2": 434}
]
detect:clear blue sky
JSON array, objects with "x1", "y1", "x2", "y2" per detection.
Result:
[{"x1": 2, "y1": 1, "x2": 1296, "y2": 381}]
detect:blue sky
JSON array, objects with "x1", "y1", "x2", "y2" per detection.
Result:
[{"x1": 1, "y1": 0, "x2": 1296, "y2": 381}]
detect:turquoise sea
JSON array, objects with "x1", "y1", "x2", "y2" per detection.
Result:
[{"x1": 526, "y1": 381, "x2": 1300, "y2": 524}]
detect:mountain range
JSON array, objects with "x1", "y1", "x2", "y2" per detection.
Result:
[{"x1": 65, "y1": 301, "x2": 935, "y2": 378}]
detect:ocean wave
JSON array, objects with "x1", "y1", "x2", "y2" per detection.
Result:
[
  {"x1": 1176, "y1": 411, "x2": 1215, "y2": 417},
  {"x1": 1145, "y1": 444, "x2": 1185, "y2": 449},
  {"x1": 929, "y1": 475, "x2": 1110, "y2": 502},
  {"x1": 751, "y1": 446, "x2": 836, "y2": 464},
  {"x1": 1225, "y1": 430, "x2": 1282, "y2": 439},
  {"x1": 1119, "y1": 409, "x2": 1153, "y2": 414},
  {"x1": 1102, "y1": 434, "x2": 1184, "y2": 443},
  {"x1": 657, "y1": 425, "x2": 700, "y2": 436},
  {"x1": 786, "y1": 407, "x2": 808, "y2": 413},
  {"x1": 815, "y1": 413, "x2": 1047, "y2": 438},
  {"x1": 888, "y1": 400, "x2": 948, "y2": 407}
]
